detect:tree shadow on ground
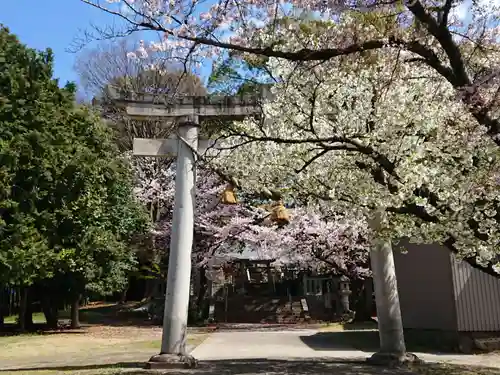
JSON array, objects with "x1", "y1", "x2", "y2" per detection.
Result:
[
  {"x1": 0, "y1": 358, "x2": 419, "y2": 375},
  {"x1": 3, "y1": 359, "x2": 500, "y2": 375},
  {"x1": 300, "y1": 330, "x2": 461, "y2": 355},
  {"x1": 340, "y1": 320, "x2": 378, "y2": 330},
  {"x1": 0, "y1": 302, "x2": 158, "y2": 336},
  {"x1": 76, "y1": 303, "x2": 155, "y2": 327},
  {"x1": 0, "y1": 362, "x2": 144, "y2": 372},
  {"x1": 0, "y1": 323, "x2": 87, "y2": 336}
]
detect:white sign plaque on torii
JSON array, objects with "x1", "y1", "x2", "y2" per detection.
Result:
[{"x1": 109, "y1": 90, "x2": 267, "y2": 369}]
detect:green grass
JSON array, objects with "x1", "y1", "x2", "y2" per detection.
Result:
[
  {"x1": 3, "y1": 302, "x2": 143, "y2": 326},
  {"x1": 127, "y1": 339, "x2": 162, "y2": 349},
  {"x1": 4, "y1": 312, "x2": 49, "y2": 324},
  {"x1": 0, "y1": 331, "x2": 209, "y2": 375}
]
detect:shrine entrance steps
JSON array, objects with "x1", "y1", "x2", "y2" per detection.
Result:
[{"x1": 213, "y1": 295, "x2": 334, "y2": 324}]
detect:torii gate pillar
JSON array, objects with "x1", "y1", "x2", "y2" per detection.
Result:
[
  {"x1": 147, "y1": 116, "x2": 199, "y2": 369},
  {"x1": 102, "y1": 89, "x2": 268, "y2": 369}
]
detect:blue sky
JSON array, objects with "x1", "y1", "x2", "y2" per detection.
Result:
[
  {"x1": 1, "y1": 0, "x2": 118, "y2": 86},
  {"x1": 2, "y1": 0, "x2": 218, "y2": 93},
  {"x1": 4, "y1": 1, "x2": 483, "y2": 91}
]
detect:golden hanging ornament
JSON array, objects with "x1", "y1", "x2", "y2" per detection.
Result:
[
  {"x1": 221, "y1": 184, "x2": 238, "y2": 204},
  {"x1": 270, "y1": 200, "x2": 290, "y2": 225}
]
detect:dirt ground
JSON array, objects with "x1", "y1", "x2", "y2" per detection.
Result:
[
  {"x1": 2, "y1": 326, "x2": 499, "y2": 375},
  {"x1": 1, "y1": 306, "x2": 499, "y2": 375},
  {"x1": 0, "y1": 302, "x2": 208, "y2": 375},
  {"x1": 2, "y1": 355, "x2": 500, "y2": 375},
  {"x1": 0, "y1": 324, "x2": 207, "y2": 374}
]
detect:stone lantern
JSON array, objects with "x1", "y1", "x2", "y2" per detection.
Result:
[{"x1": 339, "y1": 275, "x2": 352, "y2": 314}]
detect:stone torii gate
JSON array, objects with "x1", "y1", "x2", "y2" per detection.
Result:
[
  {"x1": 109, "y1": 91, "x2": 266, "y2": 368},
  {"x1": 107, "y1": 89, "x2": 407, "y2": 367}
]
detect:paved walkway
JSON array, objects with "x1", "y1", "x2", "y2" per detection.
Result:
[
  {"x1": 192, "y1": 329, "x2": 365, "y2": 360},
  {"x1": 191, "y1": 329, "x2": 500, "y2": 369},
  {"x1": 2, "y1": 328, "x2": 498, "y2": 375}
]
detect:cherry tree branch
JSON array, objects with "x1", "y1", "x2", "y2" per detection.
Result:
[
  {"x1": 224, "y1": 132, "x2": 400, "y2": 179},
  {"x1": 406, "y1": 0, "x2": 500, "y2": 141},
  {"x1": 82, "y1": 0, "x2": 500, "y2": 144}
]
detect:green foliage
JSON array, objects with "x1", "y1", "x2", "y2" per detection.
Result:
[
  {"x1": 207, "y1": 57, "x2": 244, "y2": 95},
  {"x1": 207, "y1": 53, "x2": 272, "y2": 95},
  {"x1": 0, "y1": 26, "x2": 149, "y2": 294}
]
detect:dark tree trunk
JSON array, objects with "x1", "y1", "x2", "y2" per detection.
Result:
[
  {"x1": 41, "y1": 292, "x2": 59, "y2": 329},
  {"x1": 18, "y1": 287, "x2": 28, "y2": 332},
  {"x1": 119, "y1": 287, "x2": 128, "y2": 305},
  {"x1": 143, "y1": 279, "x2": 154, "y2": 301},
  {"x1": 0, "y1": 290, "x2": 4, "y2": 329},
  {"x1": 70, "y1": 294, "x2": 81, "y2": 329},
  {"x1": 195, "y1": 268, "x2": 208, "y2": 320},
  {"x1": 24, "y1": 297, "x2": 33, "y2": 330},
  {"x1": 44, "y1": 309, "x2": 58, "y2": 329}
]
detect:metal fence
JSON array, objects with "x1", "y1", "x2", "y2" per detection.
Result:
[{"x1": 451, "y1": 254, "x2": 500, "y2": 332}]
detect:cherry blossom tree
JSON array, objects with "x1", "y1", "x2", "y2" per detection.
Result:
[
  {"x1": 193, "y1": 16, "x2": 500, "y2": 362},
  {"x1": 207, "y1": 206, "x2": 372, "y2": 278},
  {"x1": 203, "y1": 17, "x2": 500, "y2": 278},
  {"x1": 81, "y1": 0, "x2": 500, "y2": 145},
  {"x1": 130, "y1": 150, "x2": 372, "y2": 322},
  {"x1": 130, "y1": 151, "x2": 371, "y2": 277},
  {"x1": 79, "y1": 1, "x2": 500, "y2": 363},
  {"x1": 81, "y1": 2, "x2": 500, "y2": 277},
  {"x1": 79, "y1": 3, "x2": 500, "y2": 270}
]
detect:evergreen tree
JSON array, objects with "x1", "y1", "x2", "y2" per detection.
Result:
[{"x1": 0, "y1": 26, "x2": 149, "y2": 329}]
